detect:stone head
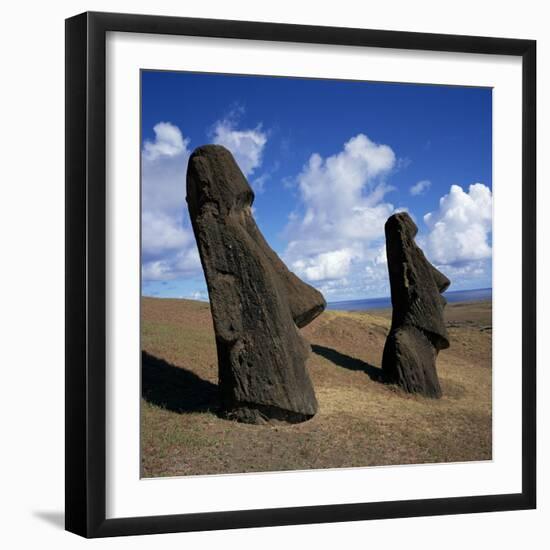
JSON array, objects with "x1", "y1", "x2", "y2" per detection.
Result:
[
  {"x1": 186, "y1": 144, "x2": 326, "y2": 331},
  {"x1": 385, "y1": 212, "x2": 450, "y2": 350}
]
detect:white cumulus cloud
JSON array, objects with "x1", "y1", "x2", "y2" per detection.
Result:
[
  {"x1": 141, "y1": 211, "x2": 192, "y2": 257},
  {"x1": 283, "y1": 134, "x2": 400, "y2": 299},
  {"x1": 410, "y1": 179, "x2": 431, "y2": 196},
  {"x1": 212, "y1": 118, "x2": 267, "y2": 177},
  {"x1": 423, "y1": 183, "x2": 492, "y2": 266},
  {"x1": 143, "y1": 122, "x2": 189, "y2": 162},
  {"x1": 292, "y1": 248, "x2": 356, "y2": 282},
  {"x1": 141, "y1": 122, "x2": 200, "y2": 281}
]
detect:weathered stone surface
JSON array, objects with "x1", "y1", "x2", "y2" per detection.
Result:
[
  {"x1": 186, "y1": 145, "x2": 326, "y2": 423},
  {"x1": 382, "y1": 212, "x2": 450, "y2": 398}
]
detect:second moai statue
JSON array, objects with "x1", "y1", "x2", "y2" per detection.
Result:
[{"x1": 382, "y1": 212, "x2": 451, "y2": 398}]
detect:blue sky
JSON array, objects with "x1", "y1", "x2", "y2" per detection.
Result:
[{"x1": 141, "y1": 70, "x2": 492, "y2": 302}]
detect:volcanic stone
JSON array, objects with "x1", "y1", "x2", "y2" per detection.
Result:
[
  {"x1": 186, "y1": 145, "x2": 326, "y2": 423},
  {"x1": 382, "y1": 212, "x2": 450, "y2": 398}
]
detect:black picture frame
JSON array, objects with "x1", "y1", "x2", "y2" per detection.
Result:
[{"x1": 65, "y1": 11, "x2": 536, "y2": 538}]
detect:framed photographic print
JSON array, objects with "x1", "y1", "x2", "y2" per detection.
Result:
[{"x1": 65, "y1": 11, "x2": 536, "y2": 538}]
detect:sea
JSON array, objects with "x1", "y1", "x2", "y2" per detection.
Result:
[{"x1": 327, "y1": 287, "x2": 492, "y2": 311}]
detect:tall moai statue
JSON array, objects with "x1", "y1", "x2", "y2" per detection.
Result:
[
  {"x1": 382, "y1": 212, "x2": 450, "y2": 398},
  {"x1": 186, "y1": 145, "x2": 326, "y2": 423}
]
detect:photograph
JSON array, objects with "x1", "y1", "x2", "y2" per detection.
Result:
[
  {"x1": 59, "y1": 6, "x2": 538, "y2": 540},
  {"x1": 140, "y1": 70, "x2": 493, "y2": 479}
]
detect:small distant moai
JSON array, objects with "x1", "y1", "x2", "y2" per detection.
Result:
[
  {"x1": 186, "y1": 145, "x2": 326, "y2": 424},
  {"x1": 382, "y1": 212, "x2": 450, "y2": 398}
]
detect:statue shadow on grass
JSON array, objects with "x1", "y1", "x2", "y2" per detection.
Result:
[
  {"x1": 142, "y1": 351, "x2": 219, "y2": 414},
  {"x1": 311, "y1": 344, "x2": 384, "y2": 382}
]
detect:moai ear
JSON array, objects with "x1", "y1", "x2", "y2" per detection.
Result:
[{"x1": 187, "y1": 145, "x2": 325, "y2": 424}]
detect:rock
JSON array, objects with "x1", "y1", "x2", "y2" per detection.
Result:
[
  {"x1": 381, "y1": 212, "x2": 450, "y2": 398},
  {"x1": 186, "y1": 145, "x2": 326, "y2": 423}
]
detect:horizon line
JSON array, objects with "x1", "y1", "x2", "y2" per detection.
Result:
[
  {"x1": 141, "y1": 286, "x2": 492, "y2": 303},
  {"x1": 327, "y1": 287, "x2": 492, "y2": 305}
]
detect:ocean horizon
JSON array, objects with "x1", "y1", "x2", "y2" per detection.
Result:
[{"x1": 327, "y1": 287, "x2": 492, "y2": 311}]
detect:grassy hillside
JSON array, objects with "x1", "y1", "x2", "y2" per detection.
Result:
[{"x1": 141, "y1": 297, "x2": 492, "y2": 478}]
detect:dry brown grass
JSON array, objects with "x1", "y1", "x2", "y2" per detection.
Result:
[{"x1": 141, "y1": 297, "x2": 492, "y2": 478}]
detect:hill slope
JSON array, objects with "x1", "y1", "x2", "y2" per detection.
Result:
[{"x1": 141, "y1": 297, "x2": 492, "y2": 477}]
